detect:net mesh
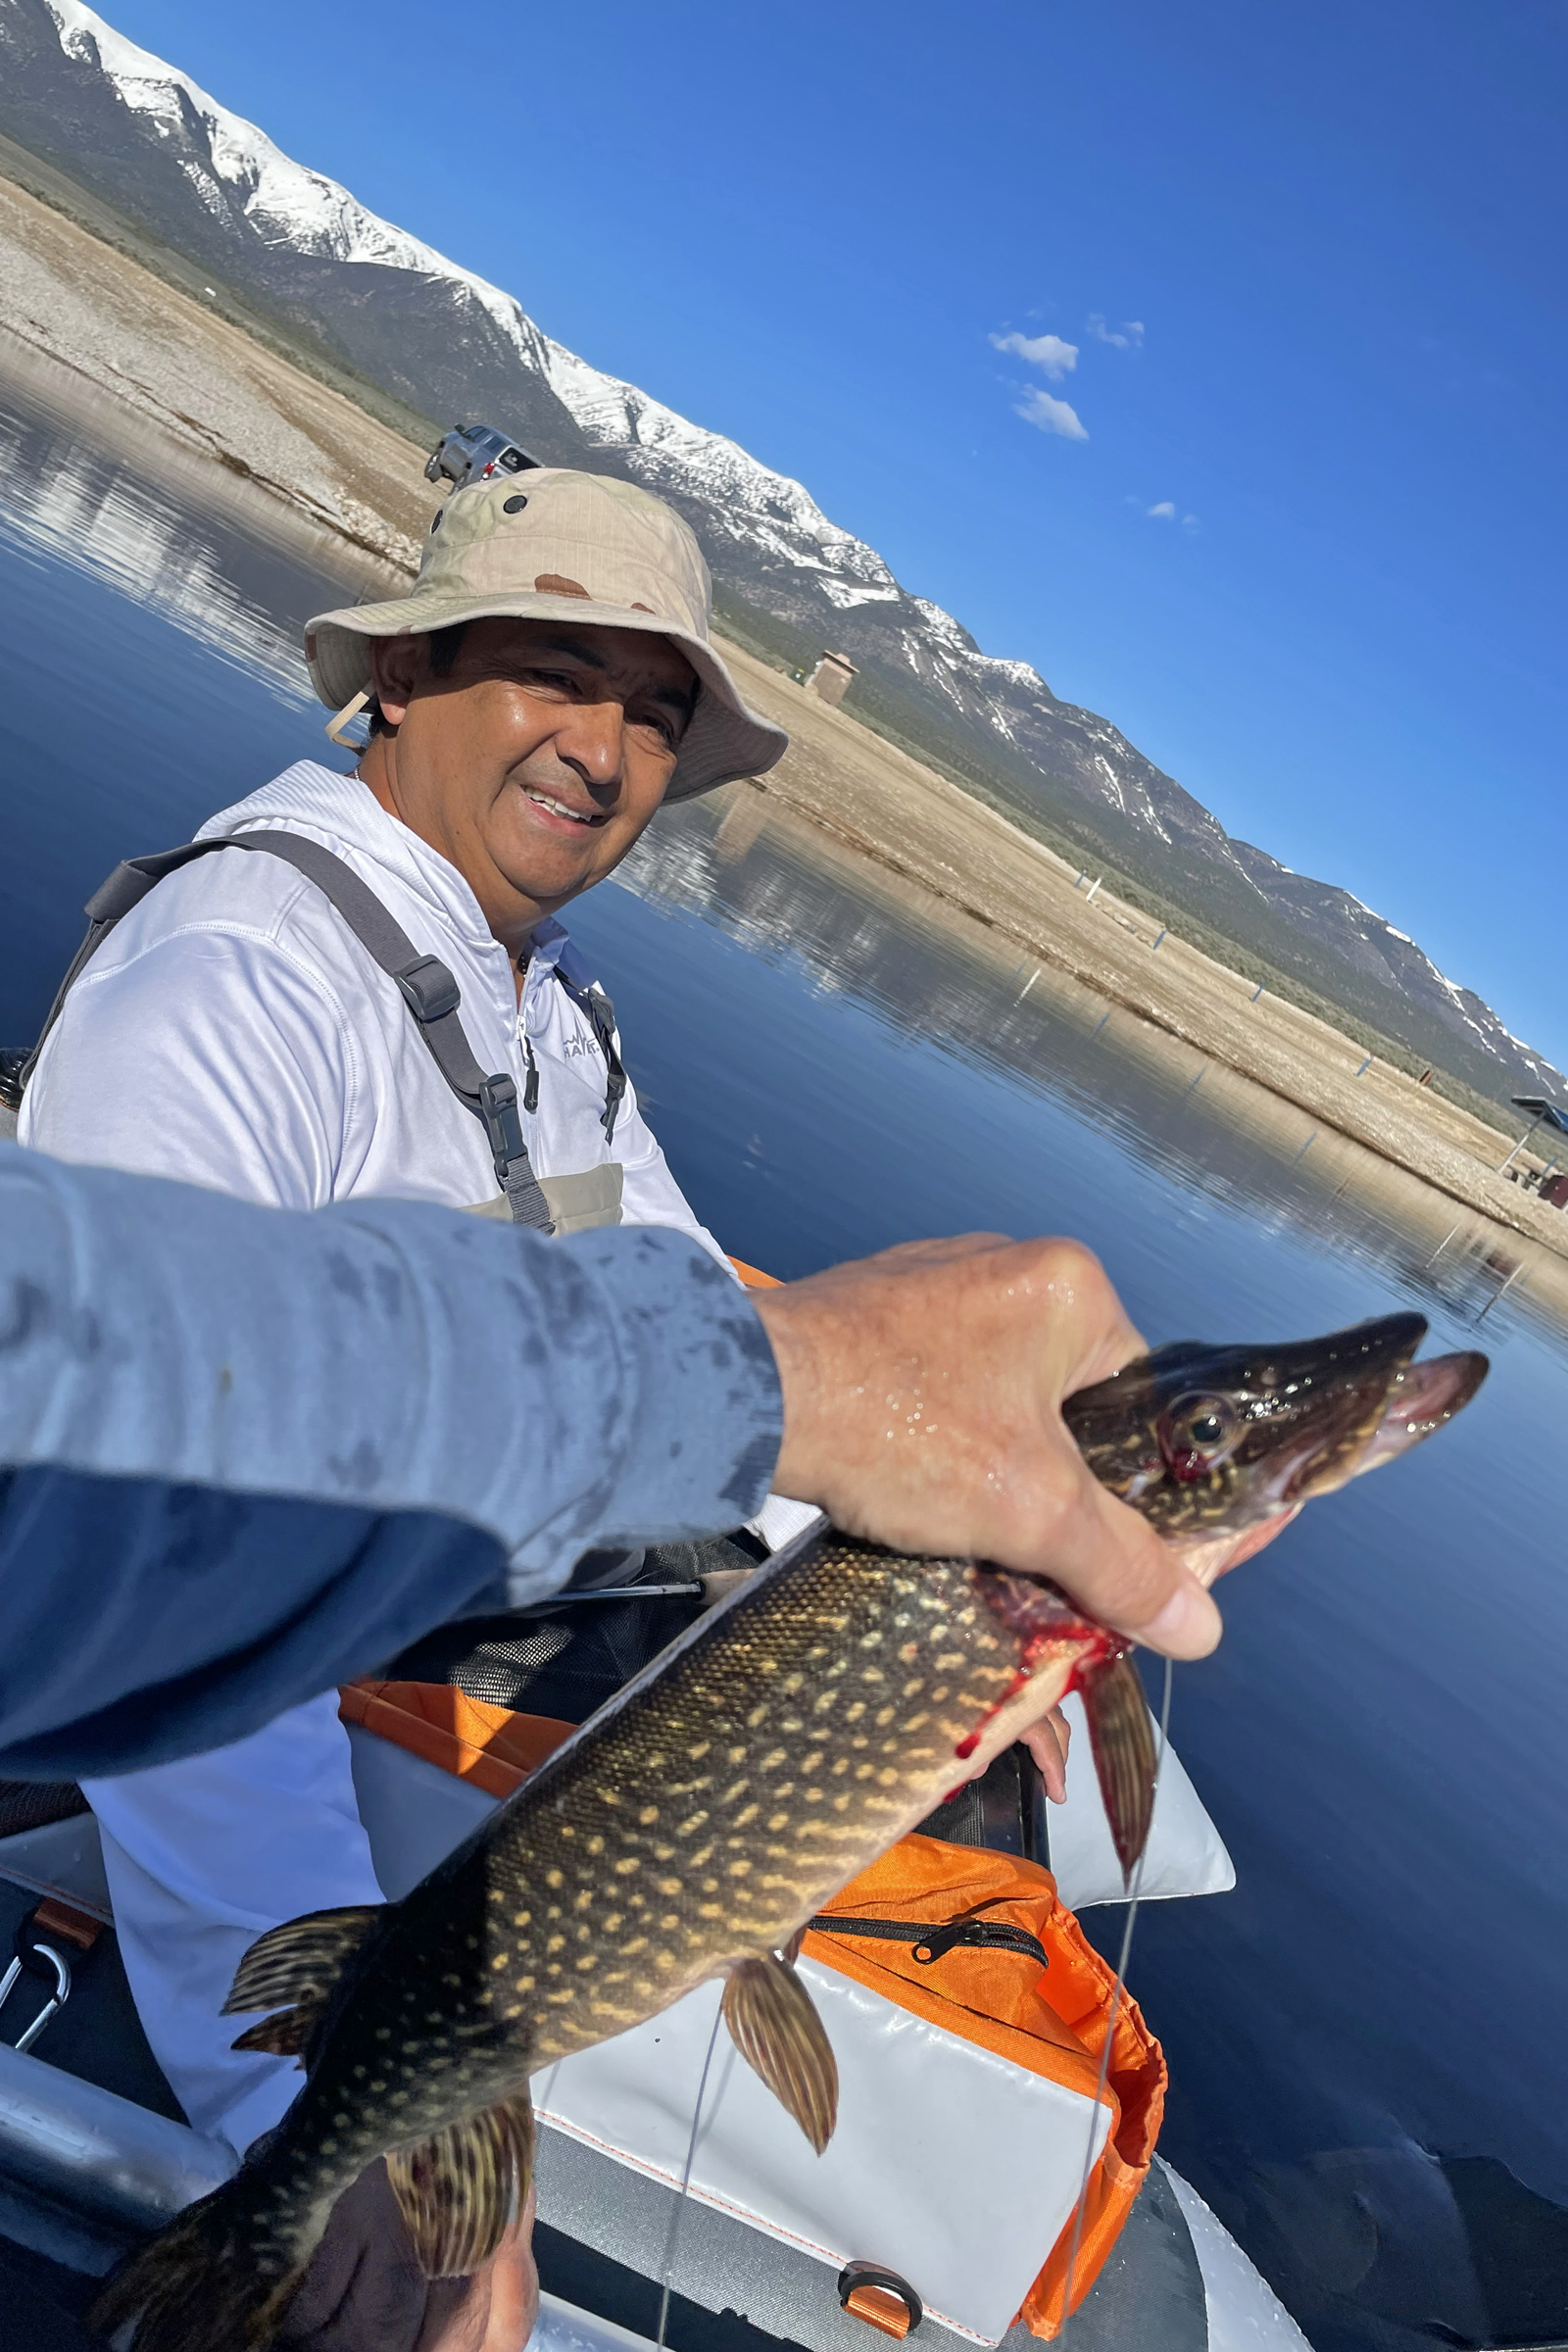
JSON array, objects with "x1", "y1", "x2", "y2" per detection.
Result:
[{"x1": 0, "y1": 1782, "x2": 89, "y2": 1840}]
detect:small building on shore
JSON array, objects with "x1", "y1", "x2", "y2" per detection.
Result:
[{"x1": 807, "y1": 651, "x2": 858, "y2": 708}]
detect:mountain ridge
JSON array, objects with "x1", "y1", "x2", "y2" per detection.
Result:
[{"x1": 0, "y1": 0, "x2": 1557, "y2": 1125}]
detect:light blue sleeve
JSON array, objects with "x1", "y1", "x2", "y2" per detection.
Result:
[{"x1": 0, "y1": 1144, "x2": 783, "y2": 1774}]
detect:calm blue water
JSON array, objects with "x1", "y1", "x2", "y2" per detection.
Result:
[{"x1": 3, "y1": 350, "x2": 1566, "y2": 2352}]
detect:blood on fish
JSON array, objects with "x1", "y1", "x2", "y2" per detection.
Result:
[{"x1": 951, "y1": 1661, "x2": 1039, "y2": 1760}]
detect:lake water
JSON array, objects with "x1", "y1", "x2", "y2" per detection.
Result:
[{"x1": 3, "y1": 343, "x2": 1566, "y2": 2352}]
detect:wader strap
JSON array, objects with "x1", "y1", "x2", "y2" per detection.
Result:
[
  {"x1": 16, "y1": 841, "x2": 220, "y2": 1100},
  {"x1": 221, "y1": 835, "x2": 553, "y2": 1231},
  {"x1": 19, "y1": 832, "x2": 556, "y2": 1232}
]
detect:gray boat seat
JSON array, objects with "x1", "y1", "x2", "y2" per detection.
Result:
[{"x1": 0, "y1": 1811, "x2": 113, "y2": 1926}]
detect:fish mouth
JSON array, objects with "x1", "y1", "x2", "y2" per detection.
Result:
[
  {"x1": 1350, "y1": 1345, "x2": 1489, "y2": 1476},
  {"x1": 1212, "y1": 1316, "x2": 1486, "y2": 1511},
  {"x1": 1259, "y1": 1310, "x2": 1433, "y2": 1507}
]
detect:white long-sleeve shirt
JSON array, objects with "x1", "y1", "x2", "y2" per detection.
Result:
[
  {"x1": 20, "y1": 759, "x2": 732, "y2": 2154},
  {"x1": 22, "y1": 758, "x2": 727, "y2": 1247}
]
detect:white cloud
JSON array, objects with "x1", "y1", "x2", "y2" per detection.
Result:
[
  {"x1": 1088, "y1": 315, "x2": 1145, "y2": 349},
  {"x1": 1016, "y1": 387, "x2": 1089, "y2": 440},
  {"x1": 1147, "y1": 500, "x2": 1176, "y2": 519},
  {"x1": 989, "y1": 329, "x2": 1078, "y2": 381}
]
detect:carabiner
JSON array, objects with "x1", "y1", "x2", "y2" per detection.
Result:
[{"x1": 0, "y1": 1941, "x2": 71, "y2": 2053}]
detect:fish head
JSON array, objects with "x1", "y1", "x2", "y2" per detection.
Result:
[
  {"x1": 972, "y1": 1312, "x2": 1486, "y2": 1881},
  {"x1": 1063, "y1": 1311, "x2": 1459, "y2": 1543}
]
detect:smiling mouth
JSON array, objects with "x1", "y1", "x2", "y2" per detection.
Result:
[{"x1": 523, "y1": 789, "x2": 607, "y2": 827}]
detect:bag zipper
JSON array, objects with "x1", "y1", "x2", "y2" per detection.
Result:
[{"x1": 807, "y1": 1909, "x2": 1049, "y2": 1969}]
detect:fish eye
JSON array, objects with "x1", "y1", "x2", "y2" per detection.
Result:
[{"x1": 1157, "y1": 1392, "x2": 1240, "y2": 1479}]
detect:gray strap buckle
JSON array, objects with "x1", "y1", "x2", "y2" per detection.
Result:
[
  {"x1": 478, "y1": 1072, "x2": 526, "y2": 1185},
  {"x1": 393, "y1": 956, "x2": 463, "y2": 1025}
]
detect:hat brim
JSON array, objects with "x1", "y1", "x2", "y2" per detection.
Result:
[{"x1": 305, "y1": 590, "x2": 787, "y2": 802}]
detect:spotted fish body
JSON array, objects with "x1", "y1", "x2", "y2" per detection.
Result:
[
  {"x1": 99, "y1": 1544, "x2": 1089, "y2": 2349},
  {"x1": 98, "y1": 1312, "x2": 1486, "y2": 2352}
]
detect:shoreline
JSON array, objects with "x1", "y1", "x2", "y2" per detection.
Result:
[
  {"x1": 676, "y1": 782, "x2": 1568, "y2": 1337},
  {"x1": 2, "y1": 164, "x2": 1565, "y2": 1263}
]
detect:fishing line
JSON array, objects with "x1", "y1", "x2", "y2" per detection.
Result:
[
  {"x1": 1059, "y1": 1653, "x2": 1175, "y2": 2320},
  {"x1": 655, "y1": 1995, "x2": 725, "y2": 2352}
]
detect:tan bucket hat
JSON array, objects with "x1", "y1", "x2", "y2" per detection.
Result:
[{"x1": 305, "y1": 469, "x2": 787, "y2": 801}]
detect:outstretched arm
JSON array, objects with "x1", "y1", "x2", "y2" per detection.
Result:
[{"x1": 0, "y1": 1144, "x2": 781, "y2": 1776}]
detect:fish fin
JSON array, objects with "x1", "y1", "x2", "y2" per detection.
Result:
[
  {"x1": 90, "y1": 2174, "x2": 308, "y2": 2351},
  {"x1": 221, "y1": 1902, "x2": 381, "y2": 2018},
  {"x1": 721, "y1": 1954, "x2": 838, "y2": 2154},
  {"x1": 386, "y1": 2088, "x2": 535, "y2": 2278},
  {"x1": 1080, "y1": 1652, "x2": 1157, "y2": 1885},
  {"x1": 230, "y1": 1997, "x2": 320, "y2": 2060}
]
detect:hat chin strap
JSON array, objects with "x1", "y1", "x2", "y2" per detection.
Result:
[{"x1": 325, "y1": 690, "x2": 372, "y2": 748}]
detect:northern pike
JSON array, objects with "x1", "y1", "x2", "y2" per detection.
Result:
[{"x1": 97, "y1": 1310, "x2": 1485, "y2": 2351}]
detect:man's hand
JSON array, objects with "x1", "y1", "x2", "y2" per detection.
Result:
[
  {"x1": 278, "y1": 2161, "x2": 537, "y2": 2351},
  {"x1": 753, "y1": 1235, "x2": 1221, "y2": 1661},
  {"x1": 1022, "y1": 1706, "x2": 1072, "y2": 1804}
]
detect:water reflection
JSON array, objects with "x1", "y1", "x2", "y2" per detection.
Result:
[
  {"x1": 0, "y1": 338, "x2": 393, "y2": 704},
  {"x1": 0, "y1": 340, "x2": 385, "y2": 1045},
  {"x1": 628, "y1": 783, "x2": 1568, "y2": 1355}
]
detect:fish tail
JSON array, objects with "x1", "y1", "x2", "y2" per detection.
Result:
[
  {"x1": 89, "y1": 2175, "x2": 313, "y2": 2352},
  {"x1": 1078, "y1": 1650, "x2": 1157, "y2": 1884}
]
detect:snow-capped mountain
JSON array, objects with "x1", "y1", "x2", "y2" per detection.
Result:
[{"x1": 0, "y1": 0, "x2": 1557, "y2": 1112}]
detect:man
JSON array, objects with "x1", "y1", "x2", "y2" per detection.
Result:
[
  {"x1": 15, "y1": 471, "x2": 1216, "y2": 2344},
  {"x1": 20, "y1": 467, "x2": 805, "y2": 2179}
]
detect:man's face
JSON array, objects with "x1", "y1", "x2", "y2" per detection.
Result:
[{"x1": 365, "y1": 617, "x2": 697, "y2": 947}]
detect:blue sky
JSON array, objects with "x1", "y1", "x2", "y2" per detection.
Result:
[{"x1": 104, "y1": 0, "x2": 1568, "y2": 1065}]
